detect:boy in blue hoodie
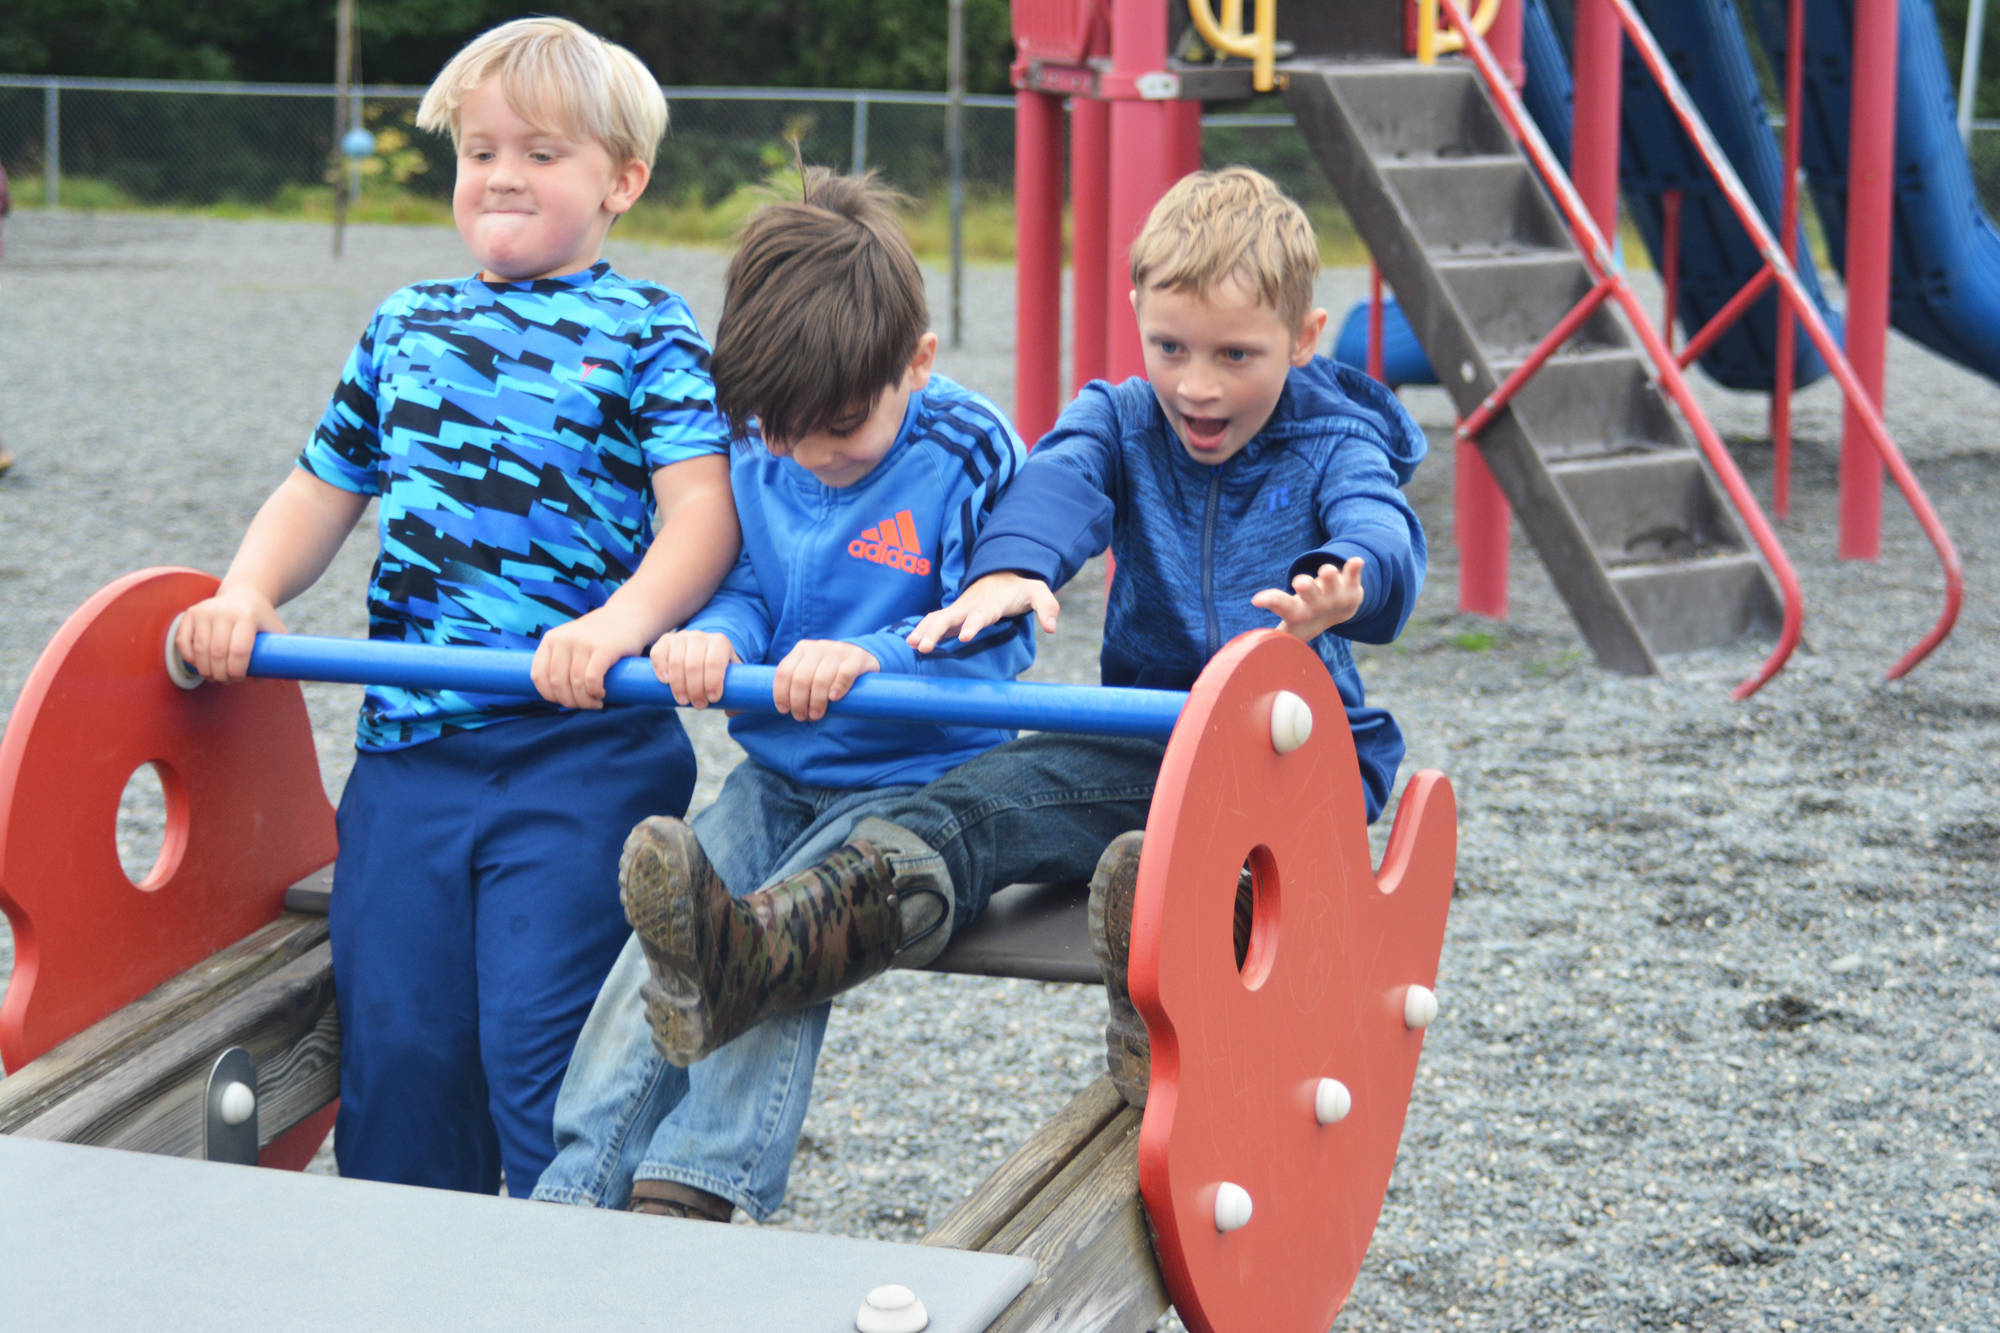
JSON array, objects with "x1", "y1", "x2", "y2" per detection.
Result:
[
  {"x1": 603, "y1": 165, "x2": 1428, "y2": 1219},
  {"x1": 530, "y1": 168, "x2": 1035, "y2": 1220},
  {"x1": 903, "y1": 165, "x2": 1429, "y2": 1101}
]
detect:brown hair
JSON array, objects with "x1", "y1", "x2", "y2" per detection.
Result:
[
  {"x1": 710, "y1": 167, "x2": 930, "y2": 446},
  {"x1": 1128, "y1": 166, "x2": 1320, "y2": 332}
]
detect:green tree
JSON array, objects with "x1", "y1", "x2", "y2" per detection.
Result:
[{"x1": 0, "y1": 0, "x2": 1019, "y2": 94}]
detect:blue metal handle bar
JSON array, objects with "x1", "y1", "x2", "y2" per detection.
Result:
[{"x1": 242, "y1": 634, "x2": 1187, "y2": 741}]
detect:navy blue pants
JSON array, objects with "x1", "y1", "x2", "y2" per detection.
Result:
[{"x1": 328, "y1": 705, "x2": 695, "y2": 1196}]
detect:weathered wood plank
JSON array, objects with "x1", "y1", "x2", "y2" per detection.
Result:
[
  {"x1": 924, "y1": 1075, "x2": 1127, "y2": 1252},
  {"x1": 985, "y1": 1101, "x2": 1140, "y2": 1258},
  {"x1": 0, "y1": 911, "x2": 329, "y2": 1128},
  {"x1": 5, "y1": 943, "x2": 340, "y2": 1157},
  {"x1": 982, "y1": 1111, "x2": 1169, "y2": 1333}
]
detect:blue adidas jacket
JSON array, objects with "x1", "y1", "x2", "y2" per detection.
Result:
[
  {"x1": 691, "y1": 374, "x2": 1036, "y2": 788},
  {"x1": 965, "y1": 357, "x2": 1427, "y2": 820}
]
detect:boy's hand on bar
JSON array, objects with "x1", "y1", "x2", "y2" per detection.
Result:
[
  {"x1": 772, "y1": 640, "x2": 881, "y2": 722},
  {"x1": 176, "y1": 588, "x2": 287, "y2": 684},
  {"x1": 649, "y1": 629, "x2": 741, "y2": 708}
]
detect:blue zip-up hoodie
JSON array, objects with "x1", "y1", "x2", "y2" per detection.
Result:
[
  {"x1": 691, "y1": 373, "x2": 1036, "y2": 788},
  {"x1": 965, "y1": 357, "x2": 1427, "y2": 820}
]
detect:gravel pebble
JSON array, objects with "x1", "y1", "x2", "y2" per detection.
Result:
[{"x1": 2, "y1": 213, "x2": 1996, "y2": 1331}]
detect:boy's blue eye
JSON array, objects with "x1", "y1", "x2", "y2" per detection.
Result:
[
  {"x1": 1156, "y1": 340, "x2": 1183, "y2": 356},
  {"x1": 1223, "y1": 348, "x2": 1251, "y2": 363}
]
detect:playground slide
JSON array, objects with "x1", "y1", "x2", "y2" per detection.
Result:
[{"x1": 1747, "y1": 0, "x2": 2000, "y2": 382}]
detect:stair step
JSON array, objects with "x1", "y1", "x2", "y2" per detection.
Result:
[
  {"x1": 1484, "y1": 352, "x2": 1684, "y2": 459},
  {"x1": 1314, "y1": 63, "x2": 1516, "y2": 160},
  {"x1": 1607, "y1": 553, "x2": 1779, "y2": 655},
  {"x1": 1548, "y1": 452, "x2": 1745, "y2": 565},
  {"x1": 1379, "y1": 159, "x2": 1570, "y2": 254},
  {"x1": 1437, "y1": 254, "x2": 1622, "y2": 360}
]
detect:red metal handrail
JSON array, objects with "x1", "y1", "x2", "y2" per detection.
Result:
[
  {"x1": 1437, "y1": 0, "x2": 1804, "y2": 699},
  {"x1": 1602, "y1": 0, "x2": 1961, "y2": 680}
]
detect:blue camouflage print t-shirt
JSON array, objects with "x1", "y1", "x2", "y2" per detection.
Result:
[{"x1": 299, "y1": 261, "x2": 728, "y2": 751}]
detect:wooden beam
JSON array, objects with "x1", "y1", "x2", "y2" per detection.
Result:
[
  {"x1": 926, "y1": 1076, "x2": 1171, "y2": 1332},
  {"x1": 0, "y1": 912, "x2": 339, "y2": 1157}
]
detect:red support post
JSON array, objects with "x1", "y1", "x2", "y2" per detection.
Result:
[
  {"x1": 1367, "y1": 265, "x2": 1386, "y2": 383},
  {"x1": 1839, "y1": 0, "x2": 1898, "y2": 560},
  {"x1": 1013, "y1": 88, "x2": 1066, "y2": 447},
  {"x1": 1571, "y1": 0, "x2": 1624, "y2": 244},
  {"x1": 1457, "y1": 443, "x2": 1512, "y2": 618},
  {"x1": 1072, "y1": 94, "x2": 1111, "y2": 394},
  {"x1": 1454, "y1": 2, "x2": 1528, "y2": 620},
  {"x1": 1488, "y1": 0, "x2": 1527, "y2": 88},
  {"x1": 1661, "y1": 188, "x2": 1682, "y2": 350},
  {"x1": 1104, "y1": 0, "x2": 1179, "y2": 382},
  {"x1": 1771, "y1": 0, "x2": 1805, "y2": 518}
]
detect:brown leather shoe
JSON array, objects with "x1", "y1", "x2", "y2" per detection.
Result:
[{"x1": 627, "y1": 1177, "x2": 734, "y2": 1222}]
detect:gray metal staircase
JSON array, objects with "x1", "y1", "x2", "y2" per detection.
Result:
[{"x1": 1283, "y1": 60, "x2": 1784, "y2": 675}]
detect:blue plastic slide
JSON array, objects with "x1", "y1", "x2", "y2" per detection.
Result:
[{"x1": 1746, "y1": 0, "x2": 2000, "y2": 381}]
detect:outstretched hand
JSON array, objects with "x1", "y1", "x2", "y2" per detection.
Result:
[
  {"x1": 1250, "y1": 556, "x2": 1366, "y2": 642},
  {"x1": 907, "y1": 572, "x2": 1059, "y2": 654}
]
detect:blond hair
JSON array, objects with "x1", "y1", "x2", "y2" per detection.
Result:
[
  {"x1": 1128, "y1": 167, "x2": 1319, "y2": 332},
  {"x1": 416, "y1": 17, "x2": 668, "y2": 168}
]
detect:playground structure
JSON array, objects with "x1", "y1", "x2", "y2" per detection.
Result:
[
  {"x1": 1012, "y1": 0, "x2": 1962, "y2": 698},
  {"x1": 0, "y1": 567, "x2": 1456, "y2": 1330}
]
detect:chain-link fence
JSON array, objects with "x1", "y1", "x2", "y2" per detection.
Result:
[
  {"x1": 0, "y1": 75, "x2": 1349, "y2": 243},
  {"x1": 10, "y1": 74, "x2": 1999, "y2": 258}
]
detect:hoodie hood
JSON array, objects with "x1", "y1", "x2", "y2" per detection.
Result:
[{"x1": 1268, "y1": 356, "x2": 1429, "y2": 487}]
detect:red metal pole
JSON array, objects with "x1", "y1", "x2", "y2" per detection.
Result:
[
  {"x1": 1105, "y1": 0, "x2": 1177, "y2": 382},
  {"x1": 1839, "y1": 0, "x2": 1897, "y2": 560},
  {"x1": 1367, "y1": 264, "x2": 1386, "y2": 382},
  {"x1": 1661, "y1": 188, "x2": 1681, "y2": 350},
  {"x1": 1171, "y1": 96, "x2": 1203, "y2": 179},
  {"x1": 1072, "y1": 94, "x2": 1111, "y2": 393},
  {"x1": 1771, "y1": 0, "x2": 1805, "y2": 518},
  {"x1": 1489, "y1": 0, "x2": 1527, "y2": 88},
  {"x1": 1014, "y1": 88, "x2": 1065, "y2": 447},
  {"x1": 1677, "y1": 265, "x2": 1777, "y2": 371},
  {"x1": 1571, "y1": 0, "x2": 1624, "y2": 241}
]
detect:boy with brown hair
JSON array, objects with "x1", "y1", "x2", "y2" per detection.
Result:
[
  {"x1": 531, "y1": 167, "x2": 1035, "y2": 1220},
  {"x1": 173, "y1": 18, "x2": 738, "y2": 1195},
  {"x1": 549, "y1": 165, "x2": 1428, "y2": 1224}
]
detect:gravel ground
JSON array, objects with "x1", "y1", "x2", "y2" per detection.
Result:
[{"x1": 1, "y1": 211, "x2": 1996, "y2": 1332}]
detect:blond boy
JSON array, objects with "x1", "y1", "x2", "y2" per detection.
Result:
[{"x1": 174, "y1": 18, "x2": 737, "y2": 1194}]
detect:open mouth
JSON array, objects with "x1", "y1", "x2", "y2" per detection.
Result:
[{"x1": 1181, "y1": 416, "x2": 1230, "y2": 450}]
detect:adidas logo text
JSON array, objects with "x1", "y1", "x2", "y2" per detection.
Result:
[{"x1": 849, "y1": 509, "x2": 932, "y2": 576}]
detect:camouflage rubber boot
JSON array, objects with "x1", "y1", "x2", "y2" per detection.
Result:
[
  {"x1": 1087, "y1": 831, "x2": 1152, "y2": 1108},
  {"x1": 620, "y1": 815, "x2": 950, "y2": 1066},
  {"x1": 627, "y1": 1177, "x2": 734, "y2": 1222}
]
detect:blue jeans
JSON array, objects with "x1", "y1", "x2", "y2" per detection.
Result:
[
  {"x1": 329, "y1": 705, "x2": 694, "y2": 1197},
  {"x1": 532, "y1": 732, "x2": 1165, "y2": 1218}
]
